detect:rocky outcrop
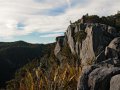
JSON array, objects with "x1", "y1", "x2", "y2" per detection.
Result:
[
  {"x1": 54, "y1": 36, "x2": 65, "y2": 55},
  {"x1": 105, "y1": 37, "x2": 120, "y2": 59},
  {"x1": 110, "y1": 74, "x2": 120, "y2": 90},
  {"x1": 54, "y1": 16, "x2": 120, "y2": 90},
  {"x1": 54, "y1": 36, "x2": 65, "y2": 61},
  {"x1": 78, "y1": 24, "x2": 118, "y2": 65},
  {"x1": 88, "y1": 67, "x2": 120, "y2": 90},
  {"x1": 77, "y1": 37, "x2": 120, "y2": 90},
  {"x1": 54, "y1": 23, "x2": 119, "y2": 65},
  {"x1": 77, "y1": 65, "x2": 97, "y2": 90},
  {"x1": 66, "y1": 25, "x2": 76, "y2": 54}
]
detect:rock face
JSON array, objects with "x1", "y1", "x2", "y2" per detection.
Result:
[
  {"x1": 53, "y1": 13, "x2": 120, "y2": 90},
  {"x1": 54, "y1": 36, "x2": 65, "y2": 61},
  {"x1": 105, "y1": 37, "x2": 120, "y2": 59},
  {"x1": 88, "y1": 67, "x2": 120, "y2": 90},
  {"x1": 77, "y1": 37, "x2": 120, "y2": 90},
  {"x1": 54, "y1": 18, "x2": 120, "y2": 90},
  {"x1": 66, "y1": 25, "x2": 76, "y2": 54},
  {"x1": 78, "y1": 24, "x2": 118, "y2": 65},
  {"x1": 110, "y1": 75, "x2": 120, "y2": 90},
  {"x1": 54, "y1": 23, "x2": 118, "y2": 65},
  {"x1": 54, "y1": 36, "x2": 64, "y2": 56}
]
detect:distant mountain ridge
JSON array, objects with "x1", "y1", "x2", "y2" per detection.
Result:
[{"x1": 0, "y1": 40, "x2": 55, "y2": 87}]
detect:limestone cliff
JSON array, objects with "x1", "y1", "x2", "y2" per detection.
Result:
[
  {"x1": 54, "y1": 15, "x2": 120, "y2": 90},
  {"x1": 77, "y1": 37, "x2": 120, "y2": 90},
  {"x1": 54, "y1": 22, "x2": 118, "y2": 66}
]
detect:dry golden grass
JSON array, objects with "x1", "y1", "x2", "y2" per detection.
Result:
[
  {"x1": 36, "y1": 64, "x2": 81, "y2": 90},
  {"x1": 7, "y1": 64, "x2": 81, "y2": 90}
]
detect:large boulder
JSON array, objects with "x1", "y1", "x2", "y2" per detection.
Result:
[
  {"x1": 77, "y1": 66, "x2": 120, "y2": 90},
  {"x1": 105, "y1": 37, "x2": 120, "y2": 59},
  {"x1": 110, "y1": 74, "x2": 120, "y2": 90},
  {"x1": 88, "y1": 67, "x2": 120, "y2": 90},
  {"x1": 77, "y1": 65, "x2": 97, "y2": 90},
  {"x1": 77, "y1": 37, "x2": 120, "y2": 90}
]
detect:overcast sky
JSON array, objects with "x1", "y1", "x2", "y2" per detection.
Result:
[{"x1": 0, "y1": 0, "x2": 119, "y2": 43}]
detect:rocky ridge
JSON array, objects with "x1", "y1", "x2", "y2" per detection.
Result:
[{"x1": 54, "y1": 15, "x2": 120, "y2": 90}]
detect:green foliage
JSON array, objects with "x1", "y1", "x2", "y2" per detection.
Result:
[
  {"x1": 115, "y1": 13, "x2": 120, "y2": 29},
  {"x1": 84, "y1": 13, "x2": 120, "y2": 30},
  {"x1": 85, "y1": 15, "x2": 100, "y2": 23},
  {"x1": 74, "y1": 13, "x2": 120, "y2": 30},
  {"x1": 74, "y1": 30, "x2": 87, "y2": 43},
  {"x1": 6, "y1": 80, "x2": 19, "y2": 90},
  {"x1": 61, "y1": 43, "x2": 72, "y2": 58}
]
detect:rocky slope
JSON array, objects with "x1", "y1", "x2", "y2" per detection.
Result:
[{"x1": 54, "y1": 13, "x2": 120, "y2": 90}]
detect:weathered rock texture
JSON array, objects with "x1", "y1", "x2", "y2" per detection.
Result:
[
  {"x1": 77, "y1": 37, "x2": 120, "y2": 90},
  {"x1": 110, "y1": 74, "x2": 120, "y2": 90},
  {"x1": 54, "y1": 19, "x2": 120, "y2": 90},
  {"x1": 54, "y1": 36, "x2": 65, "y2": 61},
  {"x1": 54, "y1": 23, "x2": 118, "y2": 65}
]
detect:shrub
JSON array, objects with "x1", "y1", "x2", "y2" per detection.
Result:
[{"x1": 74, "y1": 30, "x2": 87, "y2": 43}]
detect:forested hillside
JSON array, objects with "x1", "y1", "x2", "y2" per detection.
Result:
[{"x1": 0, "y1": 41, "x2": 55, "y2": 88}]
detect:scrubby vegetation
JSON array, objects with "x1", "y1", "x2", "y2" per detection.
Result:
[
  {"x1": 0, "y1": 41, "x2": 55, "y2": 88},
  {"x1": 6, "y1": 46, "x2": 82, "y2": 90},
  {"x1": 83, "y1": 12, "x2": 120, "y2": 30},
  {"x1": 74, "y1": 30, "x2": 87, "y2": 43},
  {"x1": 5, "y1": 39, "x2": 82, "y2": 90},
  {"x1": 6, "y1": 63, "x2": 81, "y2": 90}
]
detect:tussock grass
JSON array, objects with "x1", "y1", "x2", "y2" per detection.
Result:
[
  {"x1": 35, "y1": 64, "x2": 81, "y2": 90},
  {"x1": 7, "y1": 63, "x2": 81, "y2": 90}
]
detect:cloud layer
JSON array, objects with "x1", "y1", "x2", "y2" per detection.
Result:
[{"x1": 0, "y1": 0, "x2": 119, "y2": 43}]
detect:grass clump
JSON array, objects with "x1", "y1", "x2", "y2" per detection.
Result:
[{"x1": 7, "y1": 63, "x2": 81, "y2": 90}]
